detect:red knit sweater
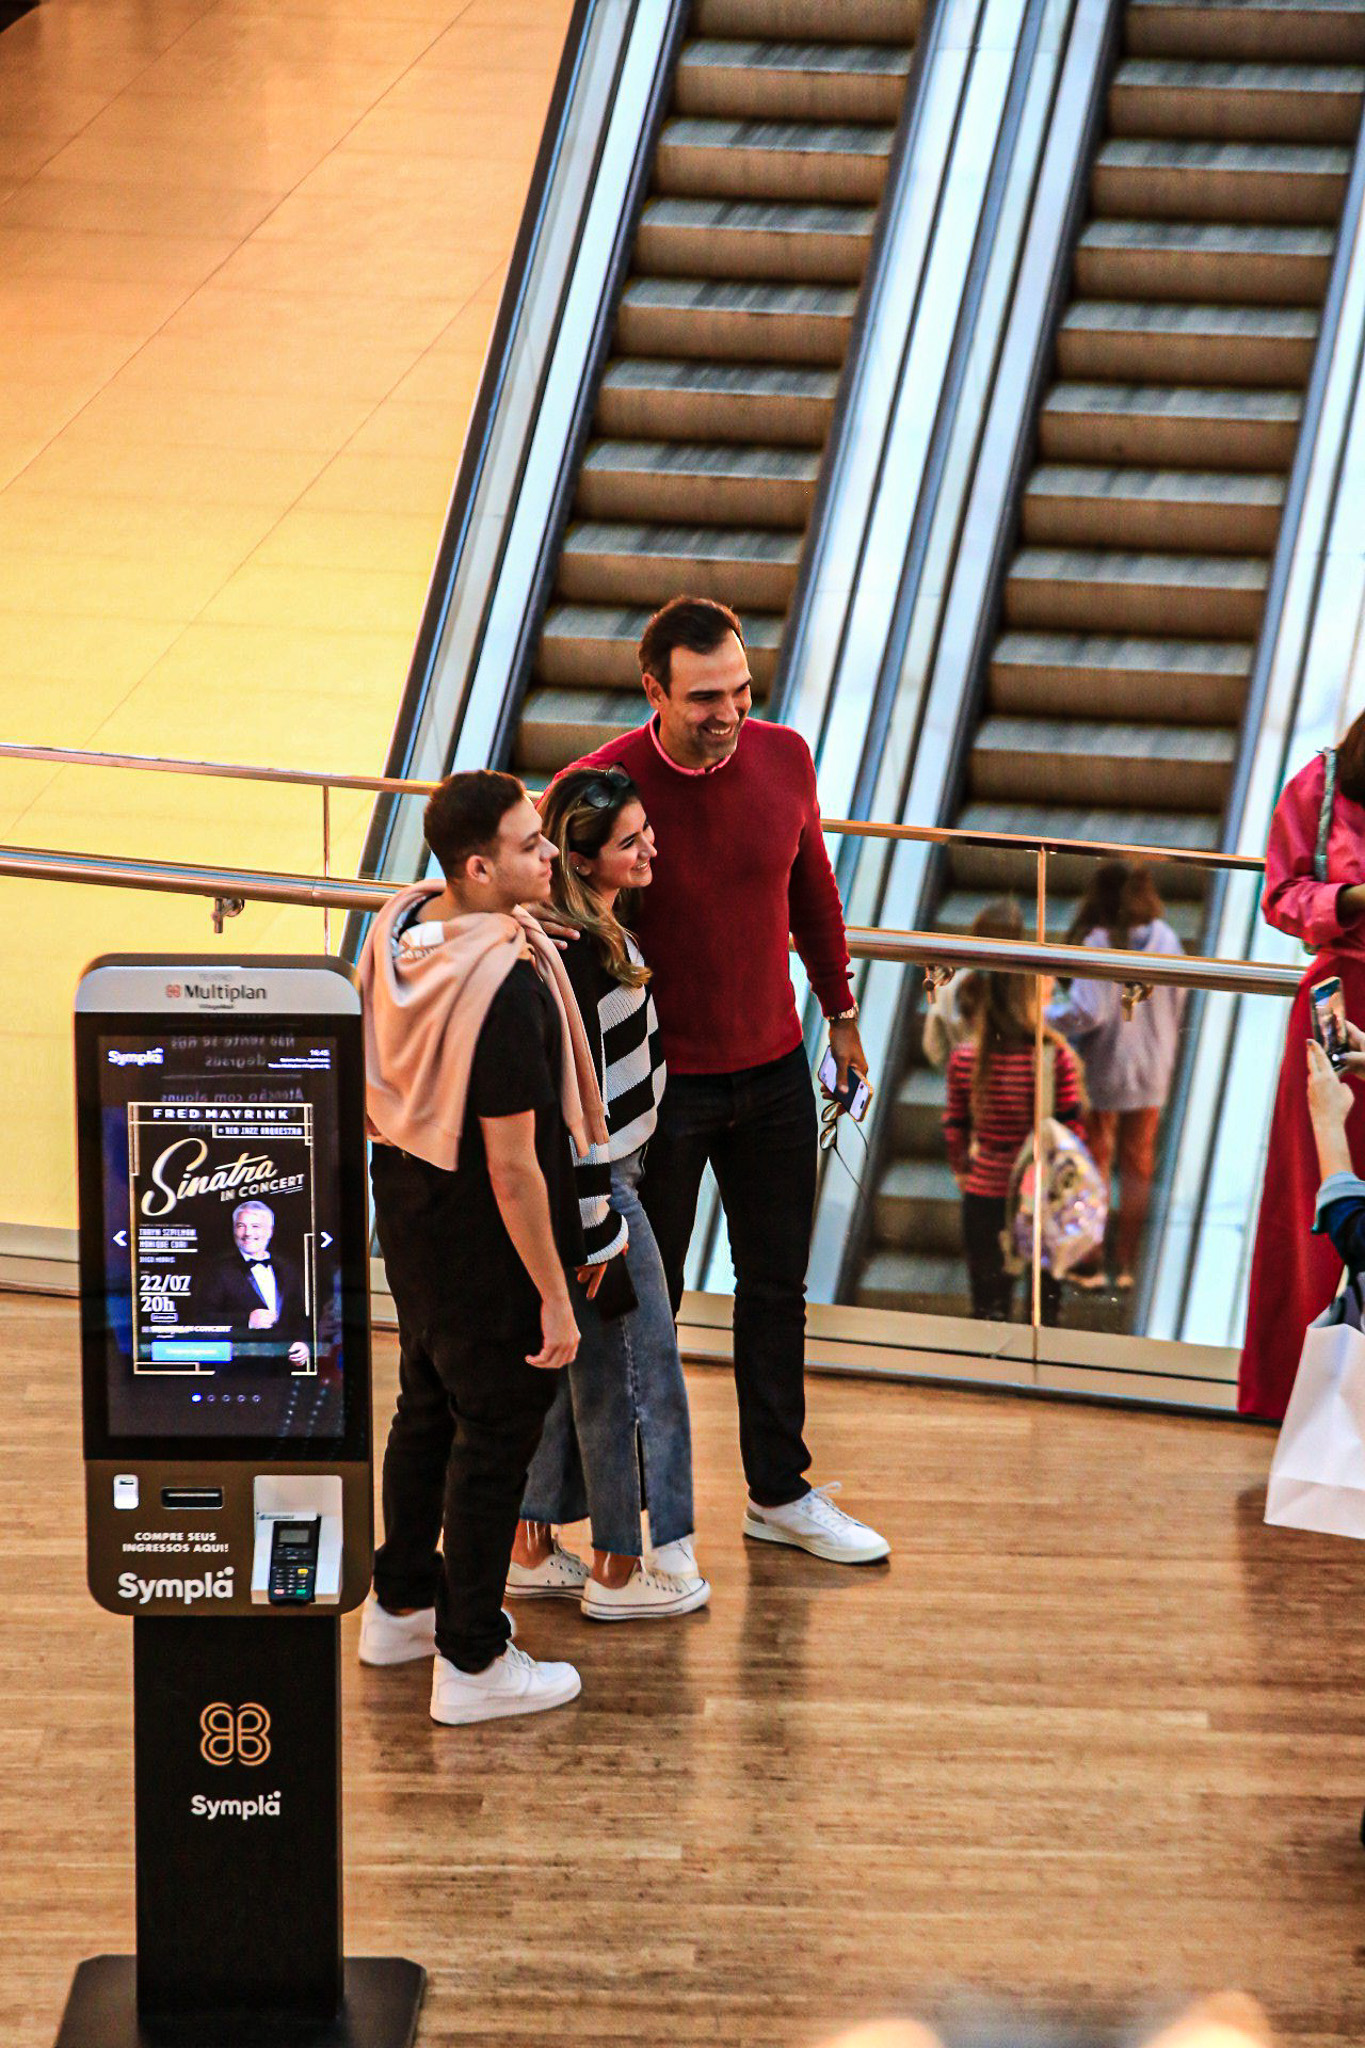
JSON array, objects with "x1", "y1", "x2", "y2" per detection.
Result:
[{"x1": 568, "y1": 718, "x2": 854, "y2": 1075}]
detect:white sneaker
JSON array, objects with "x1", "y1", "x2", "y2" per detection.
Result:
[
  {"x1": 429, "y1": 1643, "x2": 581, "y2": 1726},
  {"x1": 505, "y1": 1542, "x2": 590, "y2": 1600},
  {"x1": 649, "y1": 1534, "x2": 698, "y2": 1577},
  {"x1": 743, "y1": 1483, "x2": 890, "y2": 1564},
  {"x1": 358, "y1": 1594, "x2": 514, "y2": 1665},
  {"x1": 581, "y1": 1563, "x2": 711, "y2": 1622},
  {"x1": 358, "y1": 1594, "x2": 436, "y2": 1666}
]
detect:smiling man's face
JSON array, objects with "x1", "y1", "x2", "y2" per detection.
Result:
[{"x1": 644, "y1": 630, "x2": 753, "y2": 771}]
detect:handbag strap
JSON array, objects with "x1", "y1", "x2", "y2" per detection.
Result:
[{"x1": 1315, "y1": 746, "x2": 1337, "y2": 882}]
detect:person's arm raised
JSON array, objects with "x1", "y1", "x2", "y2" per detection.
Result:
[{"x1": 482, "y1": 1111, "x2": 579, "y2": 1369}]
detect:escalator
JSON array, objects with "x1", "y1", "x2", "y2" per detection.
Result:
[
  {"x1": 858, "y1": 0, "x2": 1365, "y2": 1317},
  {"x1": 511, "y1": 0, "x2": 922, "y2": 780}
]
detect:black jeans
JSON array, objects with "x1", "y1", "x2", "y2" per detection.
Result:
[
  {"x1": 960, "y1": 1192, "x2": 1061, "y2": 1326},
  {"x1": 370, "y1": 1151, "x2": 561, "y2": 1672},
  {"x1": 640, "y1": 1043, "x2": 816, "y2": 1508}
]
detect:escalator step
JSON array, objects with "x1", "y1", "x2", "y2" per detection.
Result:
[
  {"x1": 1076, "y1": 219, "x2": 1335, "y2": 305},
  {"x1": 516, "y1": 689, "x2": 648, "y2": 775},
  {"x1": 694, "y1": 0, "x2": 922, "y2": 44},
  {"x1": 617, "y1": 277, "x2": 858, "y2": 364},
  {"x1": 971, "y1": 713, "x2": 1238, "y2": 809},
  {"x1": 990, "y1": 632, "x2": 1251, "y2": 725},
  {"x1": 1005, "y1": 546, "x2": 1268, "y2": 636},
  {"x1": 657, "y1": 117, "x2": 896, "y2": 203},
  {"x1": 598, "y1": 358, "x2": 839, "y2": 444},
  {"x1": 538, "y1": 603, "x2": 784, "y2": 689},
  {"x1": 855, "y1": 1249, "x2": 970, "y2": 1318},
  {"x1": 873, "y1": 1160, "x2": 965, "y2": 1254},
  {"x1": 1110, "y1": 60, "x2": 1365, "y2": 143},
  {"x1": 559, "y1": 519, "x2": 803, "y2": 610},
  {"x1": 1021, "y1": 464, "x2": 1284, "y2": 553},
  {"x1": 676, "y1": 38, "x2": 913, "y2": 124},
  {"x1": 1127, "y1": 0, "x2": 1365, "y2": 65},
  {"x1": 1040, "y1": 381, "x2": 1301, "y2": 468},
  {"x1": 1092, "y1": 139, "x2": 1350, "y2": 225},
  {"x1": 932, "y1": 888, "x2": 1205, "y2": 944},
  {"x1": 637, "y1": 195, "x2": 876, "y2": 282},
  {"x1": 945, "y1": 819, "x2": 1220, "y2": 900},
  {"x1": 1057, "y1": 300, "x2": 1318, "y2": 386},
  {"x1": 577, "y1": 440, "x2": 820, "y2": 529}
]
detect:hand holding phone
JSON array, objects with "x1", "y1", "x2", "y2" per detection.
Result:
[
  {"x1": 818, "y1": 1047, "x2": 872, "y2": 1122},
  {"x1": 1310, "y1": 977, "x2": 1349, "y2": 1072}
]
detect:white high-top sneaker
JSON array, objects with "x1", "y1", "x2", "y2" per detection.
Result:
[
  {"x1": 743, "y1": 1484, "x2": 890, "y2": 1564},
  {"x1": 429, "y1": 1644, "x2": 581, "y2": 1726}
]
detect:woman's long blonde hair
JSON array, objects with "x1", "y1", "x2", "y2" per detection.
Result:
[{"x1": 540, "y1": 767, "x2": 651, "y2": 989}]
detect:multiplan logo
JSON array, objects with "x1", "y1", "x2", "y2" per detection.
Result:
[
  {"x1": 163, "y1": 980, "x2": 266, "y2": 1004},
  {"x1": 200, "y1": 1701, "x2": 272, "y2": 1767}
]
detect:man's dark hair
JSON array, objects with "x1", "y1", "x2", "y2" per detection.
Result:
[
  {"x1": 423, "y1": 770, "x2": 526, "y2": 883},
  {"x1": 637, "y1": 595, "x2": 745, "y2": 693}
]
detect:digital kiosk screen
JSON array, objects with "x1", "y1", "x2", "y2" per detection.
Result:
[{"x1": 92, "y1": 1028, "x2": 349, "y2": 1446}]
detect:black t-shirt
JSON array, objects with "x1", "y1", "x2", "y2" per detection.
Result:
[{"x1": 371, "y1": 957, "x2": 584, "y2": 1343}]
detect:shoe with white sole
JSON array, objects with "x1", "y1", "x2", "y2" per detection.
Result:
[
  {"x1": 649, "y1": 1535, "x2": 698, "y2": 1577},
  {"x1": 581, "y1": 1563, "x2": 711, "y2": 1622},
  {"x1": 505, "y1": 1542, "x2": 590, "y2": 1600},
  {"x1": 358, "y1": 1594, "x2": 436, "y2": 1666},
  {"x1": 358, "y1": 1593, "x2": 514, "y2": 1665},
  {"x1": 430, "y1": 1643, "x2": 581, "y2": 1725},
  {"x1": 743, "y1": 1483, "x2": 890, "y2": 1564}
]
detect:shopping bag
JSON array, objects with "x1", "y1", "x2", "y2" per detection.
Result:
[
  {"x1": 1265, "y1": 1275, "x2": 1365, "y2": 1539},
  {"x1": 1000, "y1": 1046, "x2": 1108, "y2": 1278}
]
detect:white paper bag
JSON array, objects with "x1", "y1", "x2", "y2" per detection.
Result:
[{"x1": 1265, "y1": 1288, "x2": 1365, "y2": 1539}]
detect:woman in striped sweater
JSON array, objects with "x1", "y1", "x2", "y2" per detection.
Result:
[
  {"x1": 509, "y1": 766, "x2": 709, "y2": 1620},
  {"x1": 943, "y1": 971, "x2": 1086, "y2": 1326}
]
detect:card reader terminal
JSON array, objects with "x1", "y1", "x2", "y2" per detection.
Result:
[{"x1": 268, "y1": 1516, "x2": 321, "y2": 1605}]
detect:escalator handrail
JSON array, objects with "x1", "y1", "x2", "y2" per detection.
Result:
[
  {"x1": 1214, "y1": 103, "x2": 1365, "y2": 890},
  {"x1": 765, "y1": 0, "x2": 942, "y2": 733}
]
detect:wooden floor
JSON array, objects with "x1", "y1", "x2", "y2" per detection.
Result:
[{"x1": 7, "y1": 1291, "x2": 1365, "y2": 2047}]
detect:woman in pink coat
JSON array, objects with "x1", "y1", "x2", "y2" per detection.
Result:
[{"x1": 1240, "y1": 712, "x2": 1365, "y2": 1416}]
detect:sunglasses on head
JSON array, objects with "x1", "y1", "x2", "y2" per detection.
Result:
[{"x1": 577, "y1": 764, "x2": 632, "y2": 811}]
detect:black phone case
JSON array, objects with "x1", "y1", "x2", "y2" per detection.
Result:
[{"x1": 591, "y1": 1254, "x2": 638, "y2": 1323}]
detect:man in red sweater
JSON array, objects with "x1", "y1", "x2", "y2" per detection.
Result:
[{"x1": 564, "y1": 596, "x2": 889, "y2": 1564}]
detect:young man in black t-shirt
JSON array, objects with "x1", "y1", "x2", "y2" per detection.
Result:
[{"x1": 359, "y1": 772, "x2": 590, "y2": 1725}]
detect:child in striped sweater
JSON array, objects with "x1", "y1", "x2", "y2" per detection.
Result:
[{"x1": 943, "y1": 972, "x2": 1085, "y2": 1325}]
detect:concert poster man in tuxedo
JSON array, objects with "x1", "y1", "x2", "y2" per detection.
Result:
[{"x1": 197, "y1": 1198, "x2": 310, "y2": 1370}]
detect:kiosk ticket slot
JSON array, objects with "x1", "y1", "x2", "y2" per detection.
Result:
[{"x1": 59, "y1": 958, "x2": 423, "y2": 2048}]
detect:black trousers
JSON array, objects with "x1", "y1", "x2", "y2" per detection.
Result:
[
  {"x1": 960, "y1": 1192, "x2": 1061, "y2": 1326},
  {"x1": 640, "y1": 1044, "x2": 816, "y2": 1508},
  {"x1": 370, "y1": 1150, "x2": 560, "y2": 1672}
]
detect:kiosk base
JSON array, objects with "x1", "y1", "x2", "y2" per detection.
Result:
[{"x1": 55, "y1": 1956, "x2": 425, "y2": 2047}]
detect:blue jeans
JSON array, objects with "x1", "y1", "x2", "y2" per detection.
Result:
[{"x1": 521, "y1": 1149, "x2": 694, "y2": 1557}]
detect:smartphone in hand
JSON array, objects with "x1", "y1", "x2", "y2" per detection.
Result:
[
  {"x1": 1311, "y1": 976, "x2": 1349, "y2": 1072},
  {"x1": 818, "y1": 1048, "x2": 872, "y2": 1121}
]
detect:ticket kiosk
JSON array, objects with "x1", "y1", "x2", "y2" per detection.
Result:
[{"x1": 57, "y1": 958, "x2": 423, "y2": 2047}]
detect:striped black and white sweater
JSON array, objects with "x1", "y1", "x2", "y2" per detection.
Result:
[{"x1": 564, "y1": 931, "x2": 667, "y2": 1264}]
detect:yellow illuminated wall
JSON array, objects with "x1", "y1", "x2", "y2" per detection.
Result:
[{"x1": 0, "y1": 0, "x2": 572, "y2": 1234}]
